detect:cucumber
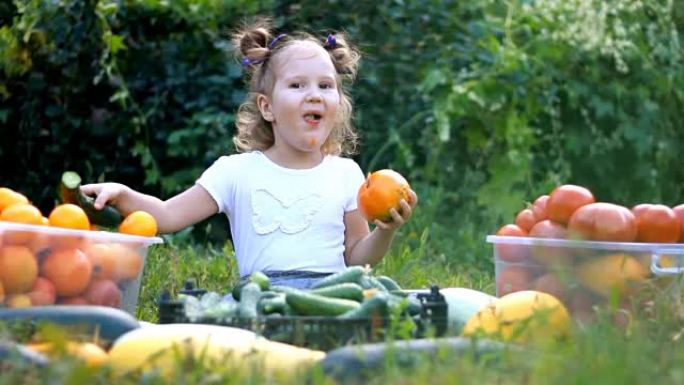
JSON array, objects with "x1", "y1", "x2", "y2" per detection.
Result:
[
  {"x1": 59, "y1": 171, "x2": 123, "y2": 227},
  {"x1": 311, "y1": 283, "x2": 364, "y2": 302},
  {"x1": 311, "y1": 266, "x2": 365, "y2": 289},
  {"x1": 339, "y1": 292, "x2": 390, "y2": 319},
  {"x1": 258, "y1": 294, "x2": 287, "y2": 315},
  {"x1": 250, "y1": 271, "x2": 270, "y2": 291},
  {"x1": 377, "y1": 275, "x2": 402, "y2": 291},
  {"x1": 285, "y1": 290, "x2": 360, "y2": 316},
  {"x1": 238, "y1": 282, "x2": 261, "y2": 319},
  {"x1": 359, "y1": 275, "x2": 387, "y2": 291}
]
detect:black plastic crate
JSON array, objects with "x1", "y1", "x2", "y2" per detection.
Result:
[{"x1": 158, "y1": 284, "x2": 447, "y2": 351}]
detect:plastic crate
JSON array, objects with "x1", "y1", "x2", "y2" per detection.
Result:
[{"x1": 157, "y1": 284, "x2": 447, "y2": 351}]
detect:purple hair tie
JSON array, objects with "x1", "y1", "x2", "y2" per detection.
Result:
[
  {"x1": 242, "y1": 33, "x2": 287, "y2": 66},
  {"x1": 324, "y1": 34, "x2": 337, "y2": 49}
]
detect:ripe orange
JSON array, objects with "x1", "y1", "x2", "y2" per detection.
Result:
[
  {"x1": 357, "y1": 169, "x2": 411, "y2": 222},
  {"x1": 109, "y1": 243, "x2": 143, "y2": 281},
  {"x1": 0, "y1": 246, "x2": 39, "y2": 294},
  {"x1": 119, "y1": 211, "x2": 158, "y2": 237},
  {"x1": 48, "y1": 204, "x2": 90, "y2": 230},
  {"x1": 0, "y1": 203, "x2": 44, "y2": 244},
  {"x1": 0, "y1": 187, "x2": 29, "y2": 214},
  {"x1": 41, "y1": 248, "x2": 93, "y2": 297},
  {"x1": 84, "y1": 243, "x2": 117, "y2": 280}
]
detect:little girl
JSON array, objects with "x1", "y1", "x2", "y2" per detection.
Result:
[{"x1": 81, "y1": 19, "x2": 418, "y2": 289}]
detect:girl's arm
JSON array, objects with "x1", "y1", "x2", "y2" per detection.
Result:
[
  {"x1": 343, "y1": 190, "x2": 418, "y2": 266},
  {"x1": 80, "y1": 183, "x2": 218, "y2": 234}
]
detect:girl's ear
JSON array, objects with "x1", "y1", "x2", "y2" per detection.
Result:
[{"x1": 256, "y1": 94, "x2": 274, "y2": 122}]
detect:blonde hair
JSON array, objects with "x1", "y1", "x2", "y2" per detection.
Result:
[{"x1": 231, "y1": 19, "x2": 361, "y2": 156}]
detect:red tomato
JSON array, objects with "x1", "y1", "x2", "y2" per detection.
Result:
[
  {"x1": 515, "y1": 208, "x2": 537, "y2": 232},
  {"x1": 531, "y1": 195, "x2": 549, "y2": 222},
  {"x1": 673, "y1": 204, "x2": 684, "y2": 242},
  {"x1": 495, "y1": 224, "x2": 529, "y2": 263},
  {"x1": 529, "y1": 220, "x2": 571, "y2": 266},
  {"x1": 631, "y1": 204, "x2": 680, "y2": 243},
  {"x1": 568, "y1": 202, "x2": 637, "y2": 242},
  {"x1": 496, "y1": 265, "x2": 532, "y2": 296},
  {"x1": 546, "y1": 185, "x2": 596, "y2": 224}
]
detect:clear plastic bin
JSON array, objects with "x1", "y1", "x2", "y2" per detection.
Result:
[
  {"x1": 0, "y1": 222, "x2": 162, "y2": 314},
  {"x1": 488, "y1": 235, "x2": 684, "y2": 322}
]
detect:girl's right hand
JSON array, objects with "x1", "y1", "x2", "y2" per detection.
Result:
[{"x1": 80, "y1": 183, "x2": 130, "y2": 210}]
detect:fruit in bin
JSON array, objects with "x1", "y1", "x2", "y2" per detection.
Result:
[
  {"x1": 546, "y1": 185, "x2": 595, "y2": 224},
  {"x1": 515, "y1": 208, "x2": 537, "y2": 232},
  {"x1": 462, "y1": 290, "x2": 571, "y2": 343},
  {"x1": 84, "y1": 243, "x2": 117, "y2": 280},
  {"x1": 48, "y1": 204, "x2": 90, "y2": 230},
  {"x1": 529, "y1": 220, "x2": 572, "y2": 266},
  {"x1": 7, "y1": 294, "x2": 32, "y2": 308},
  {"x1": 0, "y1": 203, "x2": 44, "y2": 244},
  {"x1": 41, "y1": 248, "x2": 93, "y2": 297},
  {"x1": 119, "y1": 211, "x2": 158, "y2": 237},
  {"x1": 84, "y1": 279, "x2": 121, "y2": 308},
  {"x1": 533, "y1": 272, "x2": 571, "y2": 302},
  {"x1": 58, "y1": 296, "x2": 89, "y2": 305},
  {"x1": 496, "y1": 265, "x2": 532, "y2": 296},
  {"x1": 0, "y1": 187, "x2": 29, "y2": 214},
  {"x1": 631, "y1": 204, "x2": 680, "y2": 243},
  {"x1": 495, "y1": 224, "x2": 529, "y2": 263},
  {"x1": 568, "y1": 202, "x2": 637, "y2": 242},
  {"x1": 27, "y1": 277, "x2": 57, "y2": 306},
  {"x1": 0, "y1": 245, "x2": 38, "y2": 294},
  {"x1": 357, "y1": 169, "x2": 411, "y2": 222},
  {"x1": 24, "y1": 341, "x2": 108, "y2": 368},
  {"x1": 109, "y1": 244, "x2": 143, "y2": 281},
  {"x1": 0, "y1": 281, "x2": 4, "y2": 303},
  {"x1": 673, "y1": 204, "x2": 684, "y2": 242},
  {"x1": 575, "y1": 253, "x2": 647, "y2": 298},
  {"x1": 531, "y1": 195, "x2": 549, "y2": 222}
]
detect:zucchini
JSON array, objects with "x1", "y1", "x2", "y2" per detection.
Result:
[
  {"x1": 285, "y1": 290, "x2": 360, "y2": 316},
  {"x1": 311, "y1": 266, "x2": 365, "y2": 289},
  {"x1": 238, "y1": 282, "x2": 261, "y2": 319},
  {"x1": 359, "y1": 275, "x2": 387, "y2": 291},
  {"x1": 258, "y1": 294, "x2": 287, "y2": 315},
  {"x1": 311, "y1": 283, "x2": 364, "y2": 302},
  {"x1": 59, "y1": 171, "x2": 123, "y2": 227},
  {"x1": 338, "y1": 292, "x2": 390, "y2": 319},
  {"x1": 377, "y1": 275, "x2": 402, "y2": 291}
]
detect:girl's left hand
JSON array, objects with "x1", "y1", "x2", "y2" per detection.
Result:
[{"x1": 373, "y1": 189, "x2": 418, "y2": 231}]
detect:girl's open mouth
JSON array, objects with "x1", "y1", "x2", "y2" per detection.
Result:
[{"x1": 303, "y1": 113, "x2": 322, "y2": 125}]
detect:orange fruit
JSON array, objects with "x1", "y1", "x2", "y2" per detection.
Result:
[
  {"x1": 109, "y1": 243, "x2": 143, "y2": 281},
  {"x1": 357, "y1": 169, "x2": 411, "y2": 222},
  {"x1": 0, "y1": 203, "x2": 44, "y2": 244},
  {"x1": 84, "y1": 243, "x2": 117, "y2": 280},
  {"x1": 0, "y1": 280, "x2": 5, "y2": 303},
  {"x1": 0, "y1": 246, "x2": 38, "y2": 294},
  {"x1": 41, "y1": 248, "x2": 93, "y2": 297},
  {"x1": 48, "y1": 204, "x2": 90, "y2": 230},
  {"x1": 119, "y1": 211, "x2": 158, "y2": 237},
  {"x1": 27, "y1": 277, "x2": 57, "y2": 306},
  {"x1": 0, "y1": 187, "x2": 29, "y2": 214}
]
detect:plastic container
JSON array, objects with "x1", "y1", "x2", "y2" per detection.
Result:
[
  {"x1": 157, "y1": 285, "x2": 448, "y2": 351},
  {"x1": 488, "y1": 235, "x2": 684, "y2": 322},
  {"x1": 0, "y1": 222, "x2": 162, "y2": 314}
]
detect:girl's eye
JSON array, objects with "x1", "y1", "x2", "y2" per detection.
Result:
[
  {"x1": 320, "y1": 83, "x2": 334, "y2": 89},
  {"x1": 289, "y1": 82, "x2": 301, "y2": 89}
]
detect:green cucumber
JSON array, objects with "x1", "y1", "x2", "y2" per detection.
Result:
[
  {"x1": 359, "y1": 275, "x2": 387, "y2": 291},
  {"x1": 285, "y1": 290, "x2": 360, "y2": 316},
  {"x1": 258, "y1": 294, "x2": 287, "y2": 315},
  {"x1": 238, "y1": 282, "x2": 261, "y2": 318},
  {"x1": 339, "y1": 292, "x2": 390, "y2": 319},
  {"x1": 311, "y1": 266, "x2": 365, "y2": 289},
  {"x1": 377, "y1": 275, "x2": 402, "y2": 291},
  {"x1": 311, "y1": 283, "x2": 364, "y2": 302},
  {"x1": 59, "y1": 171, "x2": 123, "y2": 228}
]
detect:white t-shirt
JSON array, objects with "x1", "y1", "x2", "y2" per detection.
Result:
[{"x1": 196, "y1": 151, "x2": 365, "y2": 277}]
